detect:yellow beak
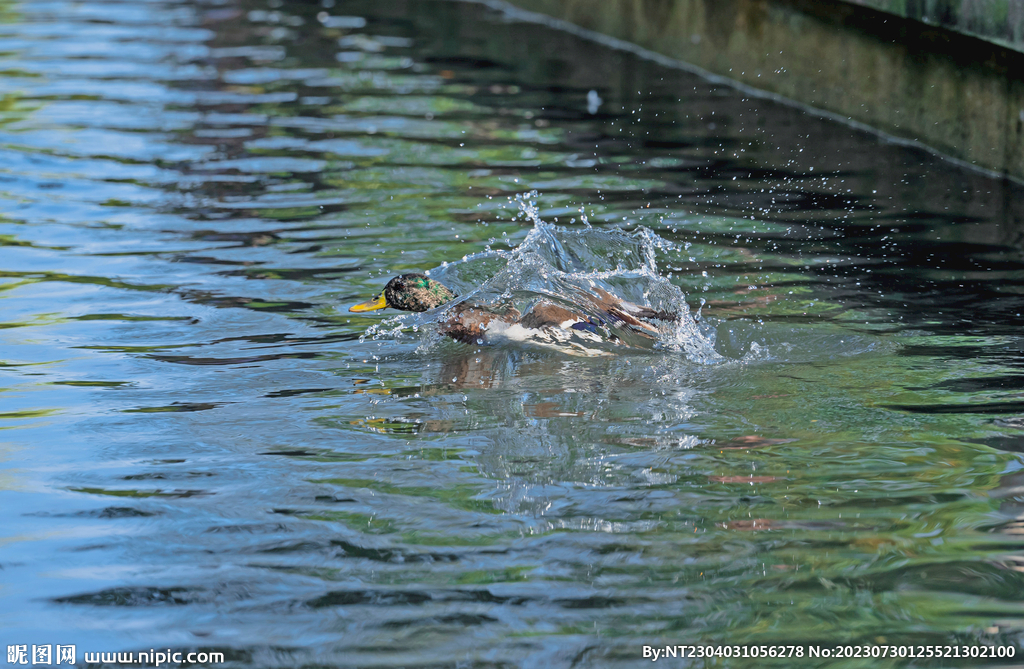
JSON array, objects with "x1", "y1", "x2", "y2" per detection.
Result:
[{"x1": 349, "y1": 293, "x2": 388, "y2": 312}]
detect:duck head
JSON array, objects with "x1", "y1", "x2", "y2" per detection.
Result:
[{"x1": 349, "y1": 273, "x2": 456, "y2": 313}]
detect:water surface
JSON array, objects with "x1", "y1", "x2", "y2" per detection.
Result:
[{"x1": 3, "y1": 0, "x2": 1024, "y2": 666}]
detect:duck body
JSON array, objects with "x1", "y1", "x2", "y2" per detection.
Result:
[{"x1": 350, "y1": 273, "x2": 677, "y2": 351}]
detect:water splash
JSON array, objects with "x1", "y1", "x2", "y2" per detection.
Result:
[{"x1": 361, "y1": 194, "x2": 721, "y2": 362}]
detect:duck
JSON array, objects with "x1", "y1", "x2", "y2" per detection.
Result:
[{"x1": 350, "y1": 273, "x2": 678, "y2": 348}]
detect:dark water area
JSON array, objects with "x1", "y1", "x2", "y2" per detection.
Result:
[{"x1": 3, "y1": 0, "x2": 1024, "y2": 666}]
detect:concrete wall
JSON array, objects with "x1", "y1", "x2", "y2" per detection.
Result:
[{"x1": 502, "y1": 0, "x2": 1024, "y2": 180}]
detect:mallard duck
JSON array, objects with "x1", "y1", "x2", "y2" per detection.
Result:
[{"x1": 350, "y1": 273, "x2": 678, "y2": 347}]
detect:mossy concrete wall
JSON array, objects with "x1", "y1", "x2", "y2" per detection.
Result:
[
  {"x1": 502, "y1": 0, "x2": 1024, "y2": 180},
  {"x1": 846, "y1": 0, "x2": 1024, "y2": 51}
]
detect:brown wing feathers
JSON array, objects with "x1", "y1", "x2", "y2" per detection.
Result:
[{"x1": 438, "y1": 287, "x2": 678, "y2": 344}]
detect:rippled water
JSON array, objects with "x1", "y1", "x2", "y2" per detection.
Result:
[{"x1": 4, "y1": 0, "x2": 1024, "y2": 666}]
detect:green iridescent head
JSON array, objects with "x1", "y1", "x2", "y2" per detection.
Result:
[{"x1": 349, "y1": 273, "x2": 455, "y2": 313}]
